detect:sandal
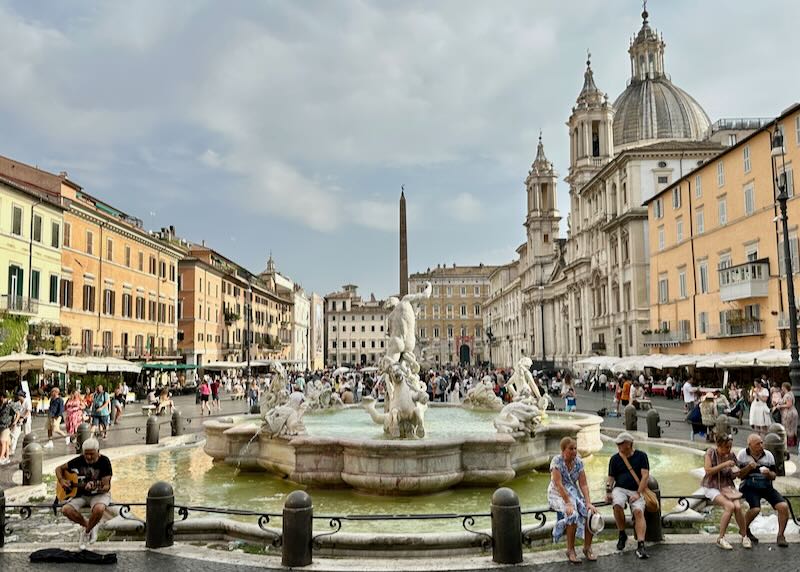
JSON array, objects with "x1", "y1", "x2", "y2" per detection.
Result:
[
  {"x1": 583, "y1": 548, "x2": 597, "y2": 561},
  {"x1": 566, "y1": 550, "x2": 581, "y2": 564}
]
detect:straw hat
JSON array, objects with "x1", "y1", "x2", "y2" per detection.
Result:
[{"x1": 588, "y1": 512, "x2": 605, "y2": 535}]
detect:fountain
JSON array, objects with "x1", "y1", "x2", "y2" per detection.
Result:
[{"x1": 204, "y1": 284, "x2": 602, "y2": 494}]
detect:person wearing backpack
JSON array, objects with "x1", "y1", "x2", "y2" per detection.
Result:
[{"x1": 0, "y1": 393, "x2": 19, "y2": 464}]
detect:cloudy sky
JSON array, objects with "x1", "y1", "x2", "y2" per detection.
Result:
[{"x1": 1, "y1": 1, "x2": 798, "y2": 299}]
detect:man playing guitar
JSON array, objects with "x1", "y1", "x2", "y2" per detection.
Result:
[{"x1": 55, "y1": 438, "x2": 113, "y2": 548}]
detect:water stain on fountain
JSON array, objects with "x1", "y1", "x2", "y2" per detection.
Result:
[{"x1": 204, "y1": 284, "x2": 603, "y2": 494}]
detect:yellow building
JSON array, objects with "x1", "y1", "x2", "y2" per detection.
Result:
[
  {"x1": 0, "y1": 173, "x2": 65, "y2": 350},
  {"x1": 0, "y1": 155, "x2": 182, "y2": 358},
  {"x1": 645, "y1": 103, "x2": 800, "y2": 354}
]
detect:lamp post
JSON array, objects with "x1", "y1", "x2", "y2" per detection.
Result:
[
  {"x1": 486, "y1": 324, "x2": 495, "y2": 370},
  {"x1": 245, "y1": 284, "x2": 252, "y2": 381},
  {"x1": 772, "y1": 127, "x2": 800, "y2": 416},
  {"x1": 538, "y1": 285, "x2": 546, "y2": 363}
]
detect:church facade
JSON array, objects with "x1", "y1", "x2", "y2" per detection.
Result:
[{"x1": 486, "y1": 8, "x2": 741, "y2": 368}]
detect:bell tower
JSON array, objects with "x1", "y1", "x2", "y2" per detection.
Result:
[
  {"x1": 566, "y1": 52, "x2": 614, "y2": 191},
  {"x1": 524, "y1": 133, "x2": 560, "y2": 258}
]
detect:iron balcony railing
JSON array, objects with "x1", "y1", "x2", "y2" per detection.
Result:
[
  {"x1": 643, "y1": 330, "x2": 691, "y2": 346},
  {"x1": 0, "y1": 295, "x2": 39, "y2": 315},
  {"x1": 718, "y1": 259, "x2": 769, "y2": 302},
  {"x1": 709, "y1": 319, "x2": 763, "y2": 338}
]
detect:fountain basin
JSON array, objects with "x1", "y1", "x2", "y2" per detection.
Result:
[{"x1": 204, "y1": 408, "x2": 603, "y2": 495}]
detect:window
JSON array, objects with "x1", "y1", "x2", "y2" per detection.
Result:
[
  {"x1": 718, "y1": 253, "x2": 732, "y2": 270},
  {"x1": 696, "y1": 208, "x2": 705, "y2": 234},
  {"x1": 32, "y1": 214, "x2": 42, "y2": 242},
  {"x1": 671, "y1": 187, "x2": 680, "y2": 208},
  {"x1": 657, "y1": 274, "x2": 669, "y2": 304},
  {"x1": 717, "y1": 197, "x2": 727, "y2": 225},
  {"x1": 653, "y1": 197, "x2": 664, "y2": 219},
  {"x1": 63, "y1": 222, "x2": 71, "y2": 247},
  {"x1": 60, "y1": 279, "x2": 73, "y2": 308},
  {"x1": 780, "y1": 168, "x2": 795, "y2": 198},
  {"x1": 432, "y1": 304, "x2": 439, "y2": 318},
  {"x1": 122, "y1": 293, "x2": 132, "y2": 318},
  {"x1": 728, "y1": 134, "x2": 737, "y2": 146},
  {"x1": 698, "y1": 261, "x2": 709, "y2": 294},
  {"x1": 743, "y1": 145, "x2": 751, "y2": 173},
  {"x1": 460, "y1": 304, "x2": 467, "y2": 317},
  {"x1": 31, "y1": 270, "x2": 40, "y2": 300},
  {"x1": 86, "y1": 230, "x2": 94, "y2": 255},
  {"x1": 678, "y1": 268, "x2": 687, "y2": 299},
  {"x1": 81, "y1": 329, "x2": 93, "y2": 354},
  {"x1": 699, "y1": 312, "x2": 708, "y2": 335},
  {"x1": 657, "y1": 226, "x2": 665, "y2": 251},
  {"x1": 433, "y1": 327, "x2": 440, "y2": 338},
  {"x1": 744, "y1": 184, "x2": 755, "y2": 216},
  {"x1": 447, "y1": 326, "x2": 453, "y2": 338},
  {"x1": 125, "y1": 246, "x2": 131, "y2": 267},
  {"x1": 12, "y1": 206, "x2": 22, "y2": 236},
  {"x1": 447, "y1": 286, "x2": 453, "y2": 297},
  {"x1": 460, "y1": 286, "x2": 466, "y2": 297},
  {"x1": 135, "y1": 296, "x2": 145, "y2": 319},
  {"x1": 474, "y1": 286, "x2": 480, "y2": 296},
  {"x1": 419, "y1": 328, "x2": 426, "y2": 339},
  {"x1": 446, "y1": 304, "x2": 453, "y2": 318},
  {"x1": 49, "y1": 274, "x2": 58, "y2": 304},
  {"x1": 51, "y1": 222, "x2": 60, "y2": 248},
  {"x1": 796, "y1": 115, "x2": 800, "y2": 145},
  {"x1": 138, "y1": 252, "x2": 144, "y2": 272},
  {"x1": 695, "y1": 175, "x2": 702, "y2": 198},
  {"x1": 106, "y1": 238, "x2": 113, "y2": 261},
  {"x1": 717, "y1": 161, "x2": 725, "y2": 186},
  {"x1": 676, "y1": 217, "x2": 684, "y2": 242},
  {"x1": 474, "y1": 303, "x2": 481, "y2": 316},
  {"x1": 82, "y1": 284, "x2": 96, "y2": 312},
  {"x1": 778, "y1": 235, "x2": 800, "y2": 276},
  {"x1": 149, "y1": 256, "x2": 156, "y2": 275},
  {"x1": 103, "y1": 289, "x2": 115, "y2": 315}
]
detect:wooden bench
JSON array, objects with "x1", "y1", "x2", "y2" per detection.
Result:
[{"x1": 141, "y1": 405, "x2": 156, "y2": 417}]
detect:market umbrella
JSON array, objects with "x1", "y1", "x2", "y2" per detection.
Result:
[
  {"x1": 332, "y1": 367, "x2": 350, "y2": 376},
  {"x1": 0, "y1": 352, "x2": 67, "y2": 375}
]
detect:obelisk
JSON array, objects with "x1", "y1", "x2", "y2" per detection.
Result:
[{"x1": 399, "y1": 188, "x2": 408, "y2": 297}]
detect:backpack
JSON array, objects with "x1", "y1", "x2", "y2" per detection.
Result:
[{"x1": 0, "y1": 403, "x2": 15, "y2": 428}]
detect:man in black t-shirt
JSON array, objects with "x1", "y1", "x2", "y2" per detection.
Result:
[
  {"x1": 56, "y1": 438, "x2": 113, "y2": 548},
  {"x1": 606, "y1": 432, "x2": 650, "y2": 559}
]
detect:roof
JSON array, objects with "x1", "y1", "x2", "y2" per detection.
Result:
[
  {"x1": 409, "y1": 264, "x2": 498, "y2": 279},
  {"x1": 0, "y1": 174, "x2": 64, "y2": 209},
  {"x1": 643, "y1": 101, "x2": 800, "y2": 206}
]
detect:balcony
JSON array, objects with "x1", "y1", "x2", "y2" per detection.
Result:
[
  {"x1": 590, "y1": 341, "x2": 606, "y2": 352},
  {"x1": 222, "y1": 342, "x2": 242, "y2": 353},
  {"x1": 643, "y1": 330, "x2": 691, "y2": 347},
  {"x1": 718, "y1": 259, "x2": 769, "y2": 302},
  {"x1": 0, "y1": 295, "x2": 39, "y2": 315},
  {"x1": 709, "y1": 319, "x2": 763, "y2": 338}
]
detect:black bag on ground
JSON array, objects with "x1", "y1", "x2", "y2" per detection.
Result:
[{"x1": 30, "y1": 548, "x2": 118, "y2": 564}]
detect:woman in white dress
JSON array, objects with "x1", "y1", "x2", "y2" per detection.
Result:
[{"x1": 748, "y1": 380, "x2": 772, "y2": 435}]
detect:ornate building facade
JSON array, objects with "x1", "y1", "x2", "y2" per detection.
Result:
[{"x1": 492, "y1": 8, "x2": 737, "y2": 367}]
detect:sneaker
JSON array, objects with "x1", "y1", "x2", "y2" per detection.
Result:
[
  {"x1": 777, "y1": 535, "x2": 788, "y2": 547},
  {"x1": 746, "y1": 529, "x2": 759, "y2": 545},
  {"x1": 635, "y1": 543, "x2": 649, "y2": 559},
  {"x1": 716, "y1": 537, "x2": 733, "y2": 550},
  {"x1": 742, "y1": 536, "x2": 752, "y2": 549},
  {"x1": 616, "y1": 530, "x2": 628, "y2": 551},
  {"x1": 43, "y1": 440, "x2": 54, "y2": 449},
  {"x1": 78, "y1": 529, "x2": 87, "y2": 550},
  {"x1": 88, "y1": 526, "x2": 98, "y2": 544}
]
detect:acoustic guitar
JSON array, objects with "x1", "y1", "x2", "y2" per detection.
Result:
[{"x1": 56, "y1": 471, "x2": 82, "y2": 502}]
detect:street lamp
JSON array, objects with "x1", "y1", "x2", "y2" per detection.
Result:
[
  {"x1": 772, "y1": 127, "x2": 800, "y2": 416},
  {"x1": 245, "y1": 284, "x2": 252, "y2": 381},
  {"x1": 486, "y1": 323, "x2": 495, "y2": 369}
]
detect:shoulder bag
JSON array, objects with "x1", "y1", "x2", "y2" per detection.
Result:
[
  {"x1": 620, "y1": 453, "x2": 659, "y2": 513},
  {"x1": 712, "y1": 449, "x2": 743, "y2": 500}
]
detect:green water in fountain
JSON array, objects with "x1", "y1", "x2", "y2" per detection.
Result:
[{"x1": 105, "y1": 441, "x2": 703, "y2": 533}]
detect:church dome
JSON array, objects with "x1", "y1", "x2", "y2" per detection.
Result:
[
  {"x1": 612, "y1": 7, "x2": 711, "y2": 149},
  {"x1": 613, "y1": 78, "x2": 710, "y2": 148}
]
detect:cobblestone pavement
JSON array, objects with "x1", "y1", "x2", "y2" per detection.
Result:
[{"x1": 1, "y1": 541, "x2": 798, "y2": 572}]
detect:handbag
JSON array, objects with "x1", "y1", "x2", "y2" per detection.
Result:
[
  {"x1": 620, "y1": 453, "x2": 659, "y2": 513},
  {"x1": 712, "y1": 449, "x2": 743, "y2": 500}
]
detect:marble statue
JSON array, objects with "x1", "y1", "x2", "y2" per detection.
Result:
[
  {"x1": 385, "y1": 282, "x2": 432, "y2": 363},
  {"x1": 263, "y1": 391, "x2": 308, "y2": 438},
  {"x1": 463, "y1": 375, "x2": 503, "y2": 410},
  {"x1": 361, "y1": 282, "x2": 431, "y2": 439},
  {"x1": 259, "y1": 360, "x2": 289, "y2": 413},
  {"x1": 506, "y1": 357, "x2": 542, "y2": 401},
  {"x1": 493, "y1": 399, "x2": 543, "y2": 436},
  {"x1": 363, "y1": 359, "x2": 429, "y2": 438}
]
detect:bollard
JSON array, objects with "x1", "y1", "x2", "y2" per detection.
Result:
[
  {"x1": 75, "y1": 423, "x2": 91, "y2": 453},
  {"x1": 22, "y1": 432, "x2": 38, "y2": 449},
  {"x1": 624, "y1": 404, "x2": 638, "y2": 431},
  {"x1": 282, "y1": 490, "x2": 313, "y2": 567},
  {"x1": 764, "y1": 432, "x2": 786, "y2": 476},
  {"x1": 0, "y1": 488, "x2": 5, "y2": 548},
  {"x1": 644, "y1": 476, "x2": 663, "y2": 542},
  {"x1": 171, "y1": 410, "x2": 183, "y2": 437},
  {"x1": 491, "y1": 487, "x2": 523, "y2": 564},
  {"x1": 768, "y1": 422, "x2": 787, "y2": 445},
  {"x1": 646, "y1": 409, "x2": 661, "y2": 438},
  {"x1": 715, "y1": 414, "x2": 731, "y2": 439},
  {"x1": 146, "y1": 481, "x2": 175, "y2": 548},
  {"x1": 146, "y1": 415, "x2": 160, "y2": 445},
  {"x1": 21, "y1": 442, "x2": 43, "y2": 486}
]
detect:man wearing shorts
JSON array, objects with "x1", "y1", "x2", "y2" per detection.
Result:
[
  {"x1": 92, "y1": 386, "x2": 111, "y2": 439},
  {"x1": 606, "y1": 432, "x2": 649, "y2": 559},
  {"x1": 56, "y1": 438, "x2": 113, "y2": 548},
  {"x1": 737, "y1": 433, "x2": 790, "y2": 547}
]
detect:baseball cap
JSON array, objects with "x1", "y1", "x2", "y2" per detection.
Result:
[{"x1": 614, "y1": 432, "x2": 635, "y2": 444}]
